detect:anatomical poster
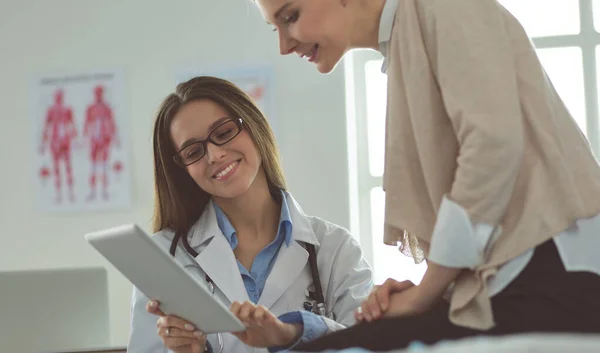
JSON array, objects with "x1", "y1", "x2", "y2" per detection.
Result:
[{"x1": 30, "y1": 69, "x2": 132, "y2": 213}]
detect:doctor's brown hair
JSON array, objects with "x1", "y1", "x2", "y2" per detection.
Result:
[{"x1": 151, "y1": 76, "x2": 286, "y2": 254}]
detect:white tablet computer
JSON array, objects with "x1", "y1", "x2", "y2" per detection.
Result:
[{"x1": 85, "y1": 224, "x2": 245, "y2": 334}]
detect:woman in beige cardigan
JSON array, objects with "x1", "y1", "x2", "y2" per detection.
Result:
[{"x1": 248, "y1": 0, "x2": 600, "y2": 351}]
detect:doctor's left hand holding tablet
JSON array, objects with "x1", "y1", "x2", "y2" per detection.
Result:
[{"x1": 147, "y1": 300, "x2": 207, "y2": 353}]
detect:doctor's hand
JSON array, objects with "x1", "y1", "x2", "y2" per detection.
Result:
[
  {"x1": 230, "y1": 301, "x2": 302, "y2": 348},
  {"x1": 355, "y1": 278, "x2": 415, "y2": 323},
  {"x1": 147, "y1": 300, "x2": 207, "y2": 353}
]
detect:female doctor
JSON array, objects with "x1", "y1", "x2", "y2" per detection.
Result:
[
  {"x1": 127, "y1": 76, "x2": 373, "y2": 353},
  {"x1": 253, "y1": 0, "x2": 600, "y2": 351}
]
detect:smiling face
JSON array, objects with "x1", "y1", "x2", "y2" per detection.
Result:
[
  {"x1": 152, "y1": 76, "x2": 287, "y2": 236},
  {"x1": 256, "y1": 0, "x2": 354, "y2": 74},
  {"x1": 170, "y1": 99, "x2": 263, "y2": 200}
]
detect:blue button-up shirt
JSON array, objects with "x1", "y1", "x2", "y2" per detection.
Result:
[
  {"x1": 213, "y1": 193, "x2": 292, "y2": 303},
  {"x1": 212, "y1": 191, "x2": 327, "y2": 352}
]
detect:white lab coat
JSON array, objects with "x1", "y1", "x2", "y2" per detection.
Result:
[{"x1": 127, "y1": 192, "x2": 373, "y2": 353}]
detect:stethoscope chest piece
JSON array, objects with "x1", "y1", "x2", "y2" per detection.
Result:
[{"x1": 303, "y1": 301, "x2": 314, "y2": 312}]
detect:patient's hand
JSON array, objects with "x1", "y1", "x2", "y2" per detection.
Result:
[
  {"x1": 230, "y1": 301, "x2": 302, "y2": 348},
  {"x1": 381, "y1": 285, "x2": 432, "y2": 319},
  {"x1": 355, "y1": 278, "x2": 415, "y2": 323}
]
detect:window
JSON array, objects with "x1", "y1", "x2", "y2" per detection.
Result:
[
  {"x1": 345, "y1": 0, "x2": 600, "y2": 285},
  {"x1": 498, "y1": 0, "x2": 580, "y2": 37},
  {"x1": 345, "y1": 50, "x2": 428, "y2": 285},
  {"x1": 536, "y1": 47, "x2": 587, "y2": 135},
  {"x1": 497, "y1": 0, "x2": 600, "y2": 152}
]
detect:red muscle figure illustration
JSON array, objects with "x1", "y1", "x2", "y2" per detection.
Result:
[
  {"x1": 39, "y1": 89, "x2": 77, "y2": 203},
  {"x1": 83, "y1": 85, "x2": 120, "y2": 201}
]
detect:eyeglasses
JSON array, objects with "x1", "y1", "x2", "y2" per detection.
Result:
[{"x1": 173, "y1": 118, "x2": 244, "y2": 167}]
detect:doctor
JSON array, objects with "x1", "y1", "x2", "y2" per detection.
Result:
[{"x1": 127, "y1": 76, "x2": 373, "y2": 353}]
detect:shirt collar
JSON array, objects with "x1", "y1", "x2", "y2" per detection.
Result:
[
  {"x1": 278, "y1": 190, "x2": 293, "y2": 246},
  {"x1": 212, "y1": 189, "x2": 294, "y2": 247},
  {"x1": 213, "y1": 202, "x2": 236, "y2": 245},
  {"x1": 378, "y1": 0, "x2": 400, "y2": 73}
]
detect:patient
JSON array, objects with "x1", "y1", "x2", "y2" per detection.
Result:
[{"x1": 126, "y1": 76, "x2": 373, "y2": 353}]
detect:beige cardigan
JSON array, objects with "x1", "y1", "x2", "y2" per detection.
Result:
[{"x1": 383, "y1": 0, "x2": 600, "y2": 329}]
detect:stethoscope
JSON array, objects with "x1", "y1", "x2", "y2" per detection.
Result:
[
  {"x1": 205, "y1": 274, "x2": 225, "y2": 353},
  {"x1": 173, "y1": 232, "x2": 330, "y2": 353}
]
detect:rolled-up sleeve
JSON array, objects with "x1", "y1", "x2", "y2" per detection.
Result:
[{"x1": 428, "y1": 196, "x2": 496, "y2": 268}]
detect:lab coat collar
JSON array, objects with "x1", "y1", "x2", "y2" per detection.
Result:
[
  {"x1": 187, "y1": 190, "x2": 320, "y2": 248},
  {"x1": 258, "y1": 192, "x2": 320, "y2": 308},
  {"x1": 285, "y1": 191, "x2": 320, "y2": 246},
  {"x1": 185, "y1": 190, "x2": 319, "y2": 306},
  {"x1": 257, "y1": 236, "x2": 308, "y2": 309}
]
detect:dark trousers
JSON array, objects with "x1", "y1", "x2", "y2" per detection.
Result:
[{"x1": 295, "y1": 240, "x2": 600, "y2": 352}]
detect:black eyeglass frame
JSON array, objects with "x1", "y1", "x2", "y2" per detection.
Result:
[{"x1": 172, "y1": 117, "x2": 244, "y2": 167}]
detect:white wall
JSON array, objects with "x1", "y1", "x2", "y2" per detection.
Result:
[{"x1": 0, "y1": 0, "x2": 350, "y2": 346}]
